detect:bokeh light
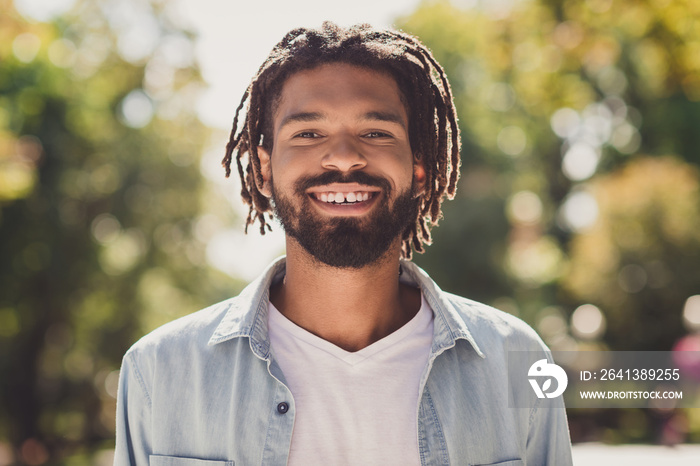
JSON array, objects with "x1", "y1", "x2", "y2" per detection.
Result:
[
  {"x1": 12, "y1": 33, "x2": 41, "y2": 63},
  {"x1": 571, "y1": 304, "x2": 606, "y2": 340},
  {"x1": 559, "y1": 190, "x2": 599, "y2": 232},
  {"x1": 118, "y1": 90, "x2": 154, "y2": 128},
  {"x1": 617, "y1": 264, "x2": 648, "y2": 294},
  {"x1": 496, "y1": 125, "x2": 527, "y2": 156},
  {"x1": 13, "y1": 0, "x2": 76, "y2": 22},
  {"x1": 683, "y1": 295, "x2": 700, "y2": 331},
  {"x1": 562, "y1": 142, "x2": 600, "y2": 181},
  {"x1": 47, "y1": 39, "x2": 77, "y2": 68},
  {"x1": 551, "y1": 108, "x2": 581, "y2": 139},
  {"x1": 507, "y1": 190, "x2": 543, "y2": 225}
]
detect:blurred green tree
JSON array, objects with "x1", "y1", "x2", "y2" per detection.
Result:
[
  {"x1": 565, "y1": 157, "x2": 700, "y2": 350},
  {"x1": 400, "y1": 0, "x2": 700, "y2": 444},
  {"x1": 0, "y1": 0, "x2": 241, "y2": 461},
  {"x1": 402, "y1": 0, "x2": 700, "y2": 346}
]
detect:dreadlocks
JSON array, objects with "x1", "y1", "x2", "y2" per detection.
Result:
[{"x1": 222, "y1": 22, "x2": 460, "y2": 259}]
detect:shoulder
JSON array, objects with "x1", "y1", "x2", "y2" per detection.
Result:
[
  {"x1": 441, "y1": 291, "x2": 547, "y2": 353},
  {"x1": 401, "y1": 260, "x2": 547, "y2": 353},
  {"x1": 122, "y1": 257, "x2": 285, "y2": 372},
  {"x1": 124, "y1": 297, "x2": 237, "y2": 362}
]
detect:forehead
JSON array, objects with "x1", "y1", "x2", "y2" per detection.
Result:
[{"x1": 272, "y1": 63, "x2": 407, "y2": 131}]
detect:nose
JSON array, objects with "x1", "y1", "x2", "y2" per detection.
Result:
[{"x1": 321, "y1": 135, "x2": 367, "y2": 172}]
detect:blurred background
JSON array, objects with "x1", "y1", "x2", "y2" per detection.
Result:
[{"x1": 1, "y1": 0, "x2": 700, "y2": 464}]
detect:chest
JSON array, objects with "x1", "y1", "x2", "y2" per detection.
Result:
[{"x1": 268, "y1": 306, "x2": 433, "y2": 465}]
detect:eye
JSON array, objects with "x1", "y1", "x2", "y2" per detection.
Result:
[
  {"x1": 294, "y1": 131, "x2": 321, "y2": 138},
  {"x1": 364, "y1": 131, "x2": 392, "y2": 138}
]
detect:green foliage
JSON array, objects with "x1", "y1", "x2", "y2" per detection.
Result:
[
  {"x1": 0, "y1": 0, "x2": 242, "y2": 461},
  {"x1": 565, "y1": 157, "x2": 700, "y2": 350},
  {"x1": 403, "y1": 0, "x2": 700, "y2": 342},
  {"x1": 403, "y1": 0, "x2": 700, "y2": 444}
]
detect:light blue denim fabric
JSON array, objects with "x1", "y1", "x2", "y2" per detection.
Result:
[{"x1": 115, "y1": 257, "x2": 573, "y2": 465}]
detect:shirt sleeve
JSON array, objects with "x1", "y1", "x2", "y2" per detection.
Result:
[
  {"x1": 114, "y1": 350, "x2": 153, "y2": 466},
  {"x1": 526, "y1": 385, "x2": 574, "y2": 465}
]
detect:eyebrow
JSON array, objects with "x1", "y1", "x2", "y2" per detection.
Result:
[
  {"x1": 278, "y1": 110, "x2": 407, "y2": 131},
  {"x1": 278, "y1": 112, "x2": 323, "y2": 131},
  {"x1": 363, "y1": 111, "x2": 407, "y2": 130}
]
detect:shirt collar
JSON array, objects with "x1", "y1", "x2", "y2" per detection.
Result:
[
  {"x1": 399, "y1": 260, "x2": 485, "y2": 358},
  {"x1": 208, "y1": 256, "x2": 485, "y2": 359},
  {"x1": 207, "y1": 257, "x2": 286, "y2": 358}
]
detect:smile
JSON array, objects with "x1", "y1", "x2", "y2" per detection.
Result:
[
  {"x1": 312, "y1": 192, "x2": 376, "y2": 205},
  {"x1": 305, "y1": 182, "x2": 383, "y2": 210}
]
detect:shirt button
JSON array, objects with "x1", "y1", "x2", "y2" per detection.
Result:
[{"x1": 277, "y1": 402, "x2": 289, "y2": 414}]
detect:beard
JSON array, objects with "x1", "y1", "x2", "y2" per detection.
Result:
[{"x1": 271, "y1": 171, "x2": 418, "y2": 269}]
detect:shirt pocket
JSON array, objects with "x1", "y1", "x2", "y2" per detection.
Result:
[
  {"x1": 474, "y1": 460, "x2": 524, "y2": 466},
  {"x1": 149, "y1": 456, "x2": 234, "y2": 466}
]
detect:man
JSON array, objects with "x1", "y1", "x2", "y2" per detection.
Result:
[{"x1": 115, "y1": 22, "x2": 573, "y2": 465}]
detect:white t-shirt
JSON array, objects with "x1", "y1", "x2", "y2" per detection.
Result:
[{"x1": 268, "y1": 295, "x2": 434, "y2": 465}]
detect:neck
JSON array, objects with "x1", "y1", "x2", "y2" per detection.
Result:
[{"x1": 269, "y1": 237, "x2": 421, "y2": 352}]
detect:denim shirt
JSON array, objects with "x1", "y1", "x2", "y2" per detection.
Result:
[{"x1": 115, "y1": 257, "x2": 573, "y2": 466}]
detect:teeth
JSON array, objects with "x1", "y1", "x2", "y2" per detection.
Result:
[{"x1": 316, "y1": 192, "x2": 372, "y2": 204}]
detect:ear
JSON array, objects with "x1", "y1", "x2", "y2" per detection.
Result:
[
  {"x1": 255, "y1": 146, "x2": 272, "y2": 198},
  {"x1": 413, "y1": 157, "x2": 427, "y2": 198}
]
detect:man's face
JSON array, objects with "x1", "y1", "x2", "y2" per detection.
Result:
[{"x1": 257, "y1": 63, "x2": 425, "y2": 268}]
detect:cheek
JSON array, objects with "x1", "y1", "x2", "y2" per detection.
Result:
[
  {"x1": 388, "y1": 157, "x2": 417, "y2": 190},
  {"x1": 271, "y1": 145, "x2": 318, "y2": 173},
  {"x1": 386, "y1": 141, "x2": 416, "y2": 182},
  {"x1": 271, "y1": 166, "x2": 306, "y2": 192},
  {"x1": 269, "y1": 152, "x2": 301, "y2": 186}
]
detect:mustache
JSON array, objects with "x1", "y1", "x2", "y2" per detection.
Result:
[{"x1": 294, "y1": 171, "x2": 392, "y2": 194}]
